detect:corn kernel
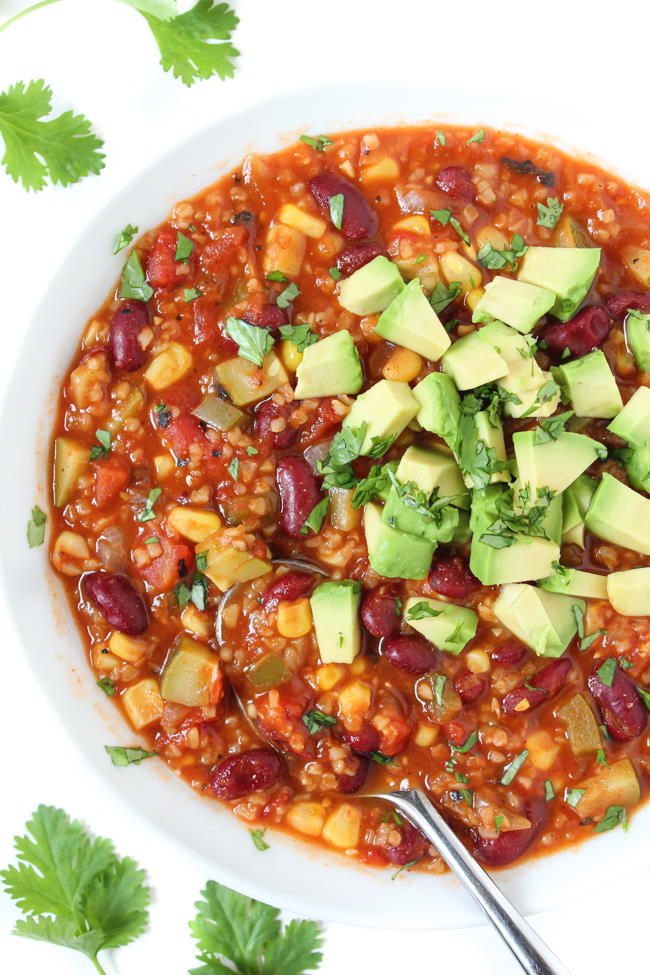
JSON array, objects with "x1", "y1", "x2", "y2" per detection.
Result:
[
  {"x1": 278, "y1": 203, "x2": 326, "y2": 239},
  {"x1": 280, "y1": 338, "x2": 303, "y2": 373},
  {"x1": 439, "y1": 252, "x2": 482, "y2": 293},
  {"x1": 360, "y1": 157, "x2": 400, "y2": 183},
  {"x1": 382, "y1": 348, "x2": 423, "y2": 382},
  {"x1": 166, "y1": 506, "x2": 222, "y2": 543},
  {"x1": 286, "y1": 801, "x2": 326, "y2": 837},
  {"x1": 263, "y1": 224, "x2": 306, "y2": 278},
  {"x1": 121, "y1": 677, "x2": 164, "y2": 730},
  {"x1": 277, "y1": 598, "x2": 313, "y2": 638},
  {"x1": 144, "y1": 342, "x2": 192, "y2": 391},
  {"x1": 349, "y1": 657, "x2": 366, "y2": 677},
  {"x1": 339, "y1": 159, "x2": 355, "y2": 179},
  {"x1": 181, "y1": 604, "x2": 211, "y2": 639},
  {"x1": 154, "y1": 454, "x2": 175, "y2": 478},
  {"x1": 466, "y1": 649, "x2": 490, "y2": 674},
  {"x1": 414, "y1": 722, "x2": 438, "y2": 747},
  {"x1": 393, "y1": 214, "x2": 431, "y2": 236},
  {"x1": 337, "y1": 680, "x2": 372, "y2": 720},
  {"x1": 51, "y1": 531, "x2": 90, "y2": 576},
  {"x1": 316, "y1": 664, "x2": 345, "y2": 691},
  {"x1": 109, "y1": 631, "x2": 147, "y2": 664},
  {"x1": 475, "y1": 225, "x2": 508, "y2": 251},
  {"x1": 322, "y1": 803, "x2": 362, "y2": 848},
  {"x1": 526, "y1": 730, "x2": 560, "y2": 770},
  {"x1": 466, "y1": 287, "x2": 485, "y2": 312},
  {"x1": 93, "y1": 647, "x2": 120, "y2": 671}
]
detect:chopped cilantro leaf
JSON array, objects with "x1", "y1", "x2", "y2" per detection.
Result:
[
  {"x1": 434, "y1": 674, "x2": 447, "y2": 708},
  {"x1": 430, "y1": 208, "x2": 451, "y2": 225},
  {"x1": 406, "y1": 602, "x2": 442, "y2": 621},
  {"x1": 580, "y1": 628, "x2": 606, "y2": 652},
  {"x1": 500, "y1": 749, "x2": 528, "y2": 785},
  {"x1": 594, "y1": 804, "x2": 628, "y2": 833},
  {"x1": 429, "y1": 280, "x2": 462, "y2": 314},
  {"x1": 449, "y1": 216, "x2": 470, "y2": 245},
  {"x1": 449, "y1": 730, "x2": 478, "y2": 753},
  {"x1": 248, "y1": 828, "x2": 270, "y2": 851},
  {"x1": 329, "y1": 193, "x2": 344, "y2": 229},
  {"x1": 138, "y1": 487, "x2": 162, "y2": 522},
  {"x1": 105, "y1": 745, "x2": 156, "y2": 766},
  {"x1": 175, "y1": 231, "x2": 194, "y2": 262},
  {"x1": 544, "y1": 779, "x2": 555, "y2": 801},
  {"x1": 300, "y1": 496, "x2": 329, "y2": 535},
  {"x1": 597, "y1": 657, "x2": 617, "y2": 687},
  {"x1": 328, "y1": 266, "x2": 341, "y2": 281},
  {"x1": 183, "y1": 287, "x2": 201, "y2": 302},
  {"x1": 302, "y1": 709, "x2": 337, "y2": 734},
  {"x1": 96, "y1": 677, "x2": 116, "y2": 696},
  {"x1": 369, "y1": 751, "x2": 396, "y2": 765},
  {"x1": 27, "y1": 505, "x2": 47, "y2": 548},
  {"x1": 534, "y1": 410, "x2": 574, "y2": 444},
  {"x1": 277, "y1": 282, "x2": 300, "y2": 309},
  {"x1": 565, "y1": 787, "x2": 585, "y2": 808},
  {"x1": 278, "y1": 322, "x2": 317, "y2": 352},
  {"x1": 536, "y1": 196, "x2": 564, "y2": 229},
  {"x1": 436, "y1": 130, "x2": 446, "y2": 146},
  {"x1": 114, "y1": 223, "x2": 138, "y2": 254},
  {"x1": 477, "y1": 233, "x2": 527, "y2": 272},
  {"x1": 467, "y1": 129, "x2": 486, "y2": 144},
  {"x1": 266, "y1": 269, "x2": 288, "y2": 282},
  {"x1": 90, "y1": 428, "x2": 112, "y2": 461},
  {"x1": 227, "y1": 457, "x2": 239, "y2": 480},
  {"x1": 299, "y1": 134, "x2": 332, "y2": 151},
  {"x1": 225, "y1": 316, "x2": 274, "y2": 367},
  {"x1": 120, "y1": 251, "x2": 153, "y2": 302}
]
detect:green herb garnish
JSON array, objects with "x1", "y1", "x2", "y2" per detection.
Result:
[
  {"x1": 248, "y1": 829, "x2": 270, "y2": 851},
  {"x1": 329, "y1": 193, "x2": 344, "y2": 229},
  {"x1": 276, "y1": 282, "x2": 300, "y2": 309},
  {"x1": 225, "y1": 316, "x2": 274, "y2": 367},
  {"x1": 138, "y1": 487, "x2": 161, "y2": 522},
  {"x1": 500, "y1": 749, "x2": 528, "y2": 786},
  {"x1": 302, "y1": 709, "x2": 337, "y2": 734},
  {"x1": 90, "y1": 429, "x2": 112, "y2": 461},
  {"x1": 27, "y1": 504, "x2": 47, "y2": 548},
  {"x1": 119, "y1": 251, "x2": 153, "y2": 302},
  {"x1": 105, "y1": 746, "x2": 156, "y2": 767},
  {"x1": 279, "y1": 323, "x2": 317, "y2": 352},
  {"x1": 114, "y1": 223, "x2": 138, "y2": 254},
  {"x1": 301, "y1": 497, "x2": 329, "y2": 535},
  {"x1": 299, "y1": 134, "x2": 332, "y2": 152},
  {"x1": 536, "y1": 196, "x2": 563, "y2": 229}
]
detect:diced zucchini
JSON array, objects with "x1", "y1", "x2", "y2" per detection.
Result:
[
  {"x1": 160, "y1": 635, "x2": 220, "y2": 707},
  {"x1": 328, "y1": 487, "x2": 362, "y2": 531},
  {"x1": 192, "y1": 393, "x2": 247, "y2": 431},
  {"x1": 557, "y1": 694, "x2": 601, "y2": 756},
  {"x1": 568, "y1": 758, "x2": 640, "y2": 819},
  {"x1": 200, "y1": 531, "x2": 271, "y2": 590},
  {"x1": 54, "y1": 436, "x2": 90, "y2": 507},
  {"x1": 121, "y1": 677, "x2": 164, "y2": 730},
  {"x1": 166, "y1": 506, "x2": 222, "y2": 543},
  {"x1": 215, "y1": 351, "x2": 288, "y2": 407},
  {"x1": 421, "y1": 673, "x2": 462, "y2": 723},
  {"x1": 622, "y1": 246, "x2": 650, "y2": 289},
  {"x1": 248, "y1": 653, "x2": 291, "y2": 691}
]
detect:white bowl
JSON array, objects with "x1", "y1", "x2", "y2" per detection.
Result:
[{"x1": 2, "y1": 82, "x2": 649, "y2": 930}]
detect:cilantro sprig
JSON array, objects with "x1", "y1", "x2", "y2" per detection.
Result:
[{"x1": 226, "y1": 316, "x2": 275, "y2": 367}]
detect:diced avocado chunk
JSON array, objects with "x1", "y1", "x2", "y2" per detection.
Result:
[
  {"x1": 513, "y1": 430, "x2": 602, "y2": 496},
  {"x1": 469, "y1": 485, "x2": 561, "y2": 585},
  {"x1": 517, "y1": 246, "x2": 601, "y2": 321},
  {"x1": 626, "y1": 309, "x2": 650, "y2": 371},
  {"x1": 472, "y1": 276, "x2": 555, "y2": 334},
  {"x1": 382, "y1": 486, "x2": 459, "y2": 543},
  {"x1": 496, "y1": 359, "x2": 560, "y2": 419},
  {"x1": 412, "y1": 372, "x2": 461, "y2": 449},
  {"x1": 393, "y1": 445, "x2": 468, "y2": 508},
  {"x1": 338, "y1": 256, "x2": 405, "y2": 316},
  {"x1": 363, "y1": 502, "x2": 435, "y2": 579},
  {"x1": 192, "y1": 393, "x2": 247, "y2": 431},
  {"x1": 160, "y1": 636, "x2": 220, "y2": 707},
  {"x1": 625, "y1": 443, "x2": 650, "y2": 493},
  {"x1": 584, "y1": 472, "x2": 650, "y2": 555},
  {"x1": 294, "y1": 330, "x2": 362, "y2": 399},
  {"x1": 562, "y1": 474, "x2": 597, "y2": 548},
  {"x1": 376, "y1": 278, "x2": 451, "y2": 361},
  {"x1": 342, "y1": 379, "x2": 418, "y2": 454},
  {"x1": 493, "y1": 583, "x2": 585, "y2": 657},
  {"x1": 607, "y1": 567, "x2": 650, "y2": 616},
  {"x1": 608, "y1": 386, "x2": 650, "y2": 446},
  {"x1": 54, "y1": 436, "x2": 90, "y2": 508},
  {"x1": 552, "y1": 350, "x2": 622, "y2": 419},
  {"x1": 451, "y1": 508, "x2": 471, "y2": 545},
  {"x1": 442, "y1": 330, "x2": 508, "y2": 390},
  {"x1": 538, "y1": 567, "x2": 608, "y2": 600},
  {"x1": 310, "y1": 580, "x2": 362, "y2": 665},
  {"x1": 216, "y1": 350, "x2": 288, "y2": 407},
  {"x1": 404, "y1": 596, "x2": 478, "y2": 655},
  {"x1": 476, "y1": 320, "x2": 536, "y2": 365},
  {"x1": 457, "y1": 410, "x2": 509, "y2": 489}
]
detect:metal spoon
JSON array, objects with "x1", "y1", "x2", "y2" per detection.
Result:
[{"x1": 375, "y1": 788, "x2": 570, "y2": 975}]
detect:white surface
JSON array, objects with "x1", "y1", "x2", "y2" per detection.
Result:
[{"x1": 0, "y1": 0, "x2": 648, "y2": 971}]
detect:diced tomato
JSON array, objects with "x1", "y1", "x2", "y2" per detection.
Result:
[
  {"x1": 93, "y1": 456, "x2": 129, "y2": 507},
  {"x1": 163, "y1": 412, "x2": 206, "y2": 457},
  {"x1": 256, "y1": 677, "x2": 315, "y2": 757},
  {"x1": 200, "y1": 226, "x2": 248, "y2": 277},
  {"x1": 136, "y1": 534, "x2": 195, "y2": 593},
  {"x1": 299, "y1": 398, "x2": 343, "y2": 447},
  {"x1": 146, "y1": 226, "x2": 190, "y2": 290},
  {"x1": 372, "y1": 695, "x2": 412, "y2": 756}
]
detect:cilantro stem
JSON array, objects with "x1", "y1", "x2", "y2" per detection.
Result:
[
  {"x1": 91, "y1": 956, "x2": 108, "y2": 975},
  {"x1": 0, "y1": 0, "x2": 64, "y2": 33}
]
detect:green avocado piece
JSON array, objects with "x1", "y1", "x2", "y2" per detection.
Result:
[
  {"x1": 404, "y1": 596, "x2": 478, "y2": 655},
  {"x1": 625, "y1": 443, "x2": 650, "y2": 493},
  {"x1": 607, "y1": 567, "x2": 650, "y2": 616},
  {"x1": 552, "y1": 350, "x2": 623, "y2": 419},
  {"x1": 513, "y1": 430, "x2": 602, "y2": 496},
  {"x1": 412, "y1": 372, "x2": 461, "y2": 449},
  {"x1": 376, "y1": 278, "x2": 451, "y2": 361},
  {"x1": 517, "y1": 246, "x2": 601, "y2": 321},
  {"x1": 472, "y1": 276, "x2": 555, "y2": 334},
  {"x1": 310, "y1": 580, "x2": 362, "y2": 664},
  {"x1": 562, "y1": 474, "x2": 597, "y2": 548},
  {"x1": 584, "y1": 472, "x2": 650, "y2": 554},
  {"x1": 458, "y1": 410, "x2": 510, "y2": 489},
  {"x1": 442, "y1": 330, "x2": 509, "y2": 390},
  {"x1": 493, "y1": 583, "x2": 585, "y2": 657},
  {"x1": 395, "y1": 445, "x2": 469, "y2": 507},
  {"x1": 338, "y1": 256, "x2": 405, "y2": 316},
  {"x1": 451, "y1": 508, "x2": 471, "y2": 544},
  {"x1": 382, "y1": 489, "x2": 459, "y2": 543},
  {"x1": 363, "y1": 502, "x2": 435, "y2": 579},
  {"x1": 475, "y1": 320, "x2": 536, "y2": 365},
  {"x1": 381, "y1": 445, "x2": 466, "y2": 542},
  {"x1": 538, "y1": 567, "x2": 608, "y2": 600},
  {"x1": 294, "y1": 330, "x2": 362, "y2": 399},
  {"x1": 496, "y1": 359, "x2": 560, "y2": 419},
  {"x1": 608, "y1": 386, "x2": 650, "y2": 447},
  {"x1": 625, "y1": 309, "x2": 650, "y2": 371},
  {"x1": 342, "y1": 379, "x2": 418, "y2": 454}
]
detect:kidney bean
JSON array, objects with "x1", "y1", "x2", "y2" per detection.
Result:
[
  {"x1": 309, "y1": 172, "x2": 379, "y2": 240},
  {"x1": 109, "y1": 300, "x2": 149, "y2": 371},
  {"x1": 491, "y1": 639, "x2": 528, "y2": 667},
  {"x1": 276, "y1": 456, "x2": 323, "y2": 538},
  {"x1": 454, "y1": 670, "x2": 487, "y2": 705},
  {"x1": 361, "y1": 586, "x2": 401, "y2": 638},
  {"x1": 259, "y1": 571, "x2": 314, "y2": 610},
  {"x1": 210, "y1": 749, "x2": 282, "y2": 800},
  {"x1": 587, "y1": 665, "x2": 647, "y2": 742},
  {"x1": 337, "y1": 755, "x2": 370, "y2": 794},
  {"x1": 428, "y1": 556, "x2": 480, "y2": 601},
  {"x1": 474, "y1": 798, "x2": 545, "y2": 867},
  {"x1": 435, "y1": 166, "x2": 476, "y2": 202},
  {"x1": 502, "y1": 658, "x2": 572, "y2": 716},
  {"x1": 254, "y1": 399, "x2": 298, "y2": 450},
  {"x1": 343, "y1": 723, "x2": 380, "y2": 755},
  {"x1": 605, "y1": 290, "x2": 650, "y2": 319},
  {"x1": 243, "y1": 302, "x2": 288, "y2": 334},
  {"x1": 382, "y1": 634, "x2": 438, "y2": 676},
  {"x1": 385, "y1": 821, "x2": 429, "y2": 866},
  {"x1": 336, "y1": 241, "x2": 387, "y2": 277},
  {"x1": 83, "y1": 571, "x2": 148, "y2": 635},
  {"x1": 542, "y1": 306, "x2": 611, "y2": 357}
]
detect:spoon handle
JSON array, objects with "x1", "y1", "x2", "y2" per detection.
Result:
[{"x1": 384, "y1": 790, "x2": 571, "y2": 975}]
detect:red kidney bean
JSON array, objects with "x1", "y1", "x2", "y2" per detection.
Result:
[
  {"x1": 587, "y1": 665, "x2": 647, "y2": 742},
  {"x1": 254, "y1": 399, "x2": 298, "y2": 450},
  {"x1": 542, "y1": 306, "x2": 611, "y2": 357},
  {"x1": 337, "y1": 755, "x2": 370, "y2": 794},
  {"x1": 384, "y1": 821, "x2": 429, "y2": 866},
  {"x1": 83, "y1": 571, "x2": 148, "y2": 635},
  {"x1": 428, "y1": 556, "x2": 480, "y2": 601},
  {"x1": 502, "y1": 658, "x2": 572, "y2": 716},
  {"x1": 605, "y1": 290, "x2": 650, "y2": 319},
  {"x1": 259, "y1": 571, "x2": 314, "y2": 610},
  {"x1": 454, "y1": 670, "x2": 487, "y2": 705},
  {"x1": 491, "y1": 639, "x2": 528, "y2": 667},
  {"x1": 309, "y1": 172, "x2": 379, "y2": 241},
  {"x1": 343, "y1": 724, "x2": 380, "y2": 754},
  {"x1": 382, "y1": 634, "x2": 438, "y2": 676},
  {"x1": 336, "y1": 241, "x2": 386, "y2": 277},
  {"x1": 474, "y1": 798, "x2": 545, "y2": 867},
  {"x1": 109, "y1": 300, "x2": 149, "y2": 371},
  {"x1": 435, "y1": 166, "x2": 476, "y2": 202},
  {"x1": 243, "y1": 302, "x2": 288, "y2": 334},
  {"x1": 210, "y1": 749, "x2": 282, "y2": 800},
  {"x1": 361, "y1": 586, "x2": 401, "y2": 638},
  {"x1": 276, "y1": 456, "x2": 323, "y2": 538}
]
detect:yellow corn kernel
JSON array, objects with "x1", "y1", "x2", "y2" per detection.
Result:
[
  {"x1": 339, "y1": 159, "x2": 355, "y2": 179},
  {"x1": 337, "y1": 680, "x2": 372, "y2": 721},
  {"x1": 121, "y1": 677, "x2": 164, "y2": 730},
  {"x1": 154, "y1": 454, "x2": 176, "y2": 478},
  {"x1": 526, "y1": 729, "x2": 560, "y2": 771},
  {"x1": 92, "y1": 647, "x2": 120, "y2": 671},
  {"x1": 277, "y1": 598, "x2": 313, "y2": 638},
  {"x1": 263, "y1": 224, "x2": 306, "y2": 279},
  {"x1": 349, "y1": 657, "x2": 366, "y2": 677},
  {"x1": 360, "y1": 157, "x2": 400, "y2": 183},
  {"x1": 144, "y1": 342, "x2": 192, "y2": 391},
  {"x1": 286, "y1": 801, "x2": 326, "y2": 837},
  {"x1": 466, "y1": 649, "x2": 490, "y2": 674},
  {"x1": 322, "y1": 803, "x2": 362, "y2": 848},
  {"x1": 316, "y1": 664, "x2": 345, "y2": 691},
  {"x1": 414, "y1": 722, "x2": 438, "y2": 747},
  {"x1": 280, "y1": 338, "x2": 303, "y2": 373},
  {"x1": 181, "y1": 604, "x2": 212, "y2": 639},
  {"x1": 382, "y1": 348, "x2": 423, "y2": 382},
  {"x1": 475, "y1": 225, "x2": 508, "y2": 251},
  {"x1": 393, "y1": 214, "x2": 431, "y2": 236},
  {"x1": 51, "y1": 531, "x2": 90, "y2": 576},
  {"x1": 109, "y1": 631, "x2": 147, "y2": 664},
  {"x1": 439, "y1": 252, "x2": 483, "y2": 293},
  {"x1": 278, "y1": 203, "x2": 327, "y2": 240},
  {"x1": 466, "y1": 287, "x2": 485, "y2": 312},
  {"x1": 166, "y1": 506, "x2": 222, "y2": 543}
]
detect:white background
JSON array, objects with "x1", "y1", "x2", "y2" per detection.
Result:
[{"x1": 0, "y1": 0, "x2": 646, "y2": 972}]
